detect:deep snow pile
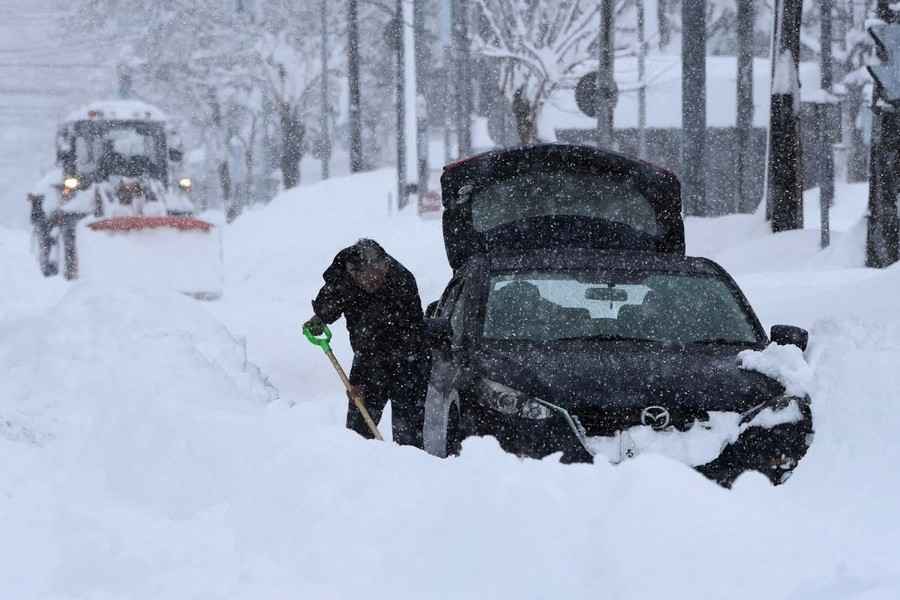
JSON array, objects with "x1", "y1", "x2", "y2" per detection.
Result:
[
  {"x1": 685, "y1": 182, "x2": 869, "y2": 274},
  {"x1": 0, "y1": 283, "x2": 276, "y2": 598},
  {"x1": 2, "y1": 171, "x2": 900, "y2": 599},
  {"x1": 0, "y1": 282, "x2": 275, "y2": 447},
  {"x1": 0, "y1": 225, "x2": 67, "y2": 322}
]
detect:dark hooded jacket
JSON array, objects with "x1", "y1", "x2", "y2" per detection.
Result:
[{"x1": 312, "y1": 245, "x2": 426, "y2": 360}]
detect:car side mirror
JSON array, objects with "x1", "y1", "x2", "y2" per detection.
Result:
[
  {"x1": 425, "y1": 317, "x2": 452, "y2": 348},
  {"x1": 169, "y1": 148, "x2": 183, "y2": 162},
  {"x1": 425, "y1": 300, "x2": 439, "y2": 318},
  {"x1": 770, "y1": 325, "x2": 808, "y2": 351}
]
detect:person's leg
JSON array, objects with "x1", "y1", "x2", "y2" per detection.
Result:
[
  {"x1": 387, "y1": 353, "x2": 431, "y2": 448},
  {"x1": 346, "y1": 358, "x2": 389, "y2": 439}
]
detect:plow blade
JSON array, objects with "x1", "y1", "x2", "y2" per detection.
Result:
[{"x1": 80, "y1": 216, "x2": 223, "y2": 299}]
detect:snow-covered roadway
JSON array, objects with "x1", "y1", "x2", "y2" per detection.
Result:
[{"x1": 2, "y1": 172, "x2": 898, "y2": 599}]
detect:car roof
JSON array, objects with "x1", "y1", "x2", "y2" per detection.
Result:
[{"x1": 484, "y1": 248, "x2": 723, "y2": 276}]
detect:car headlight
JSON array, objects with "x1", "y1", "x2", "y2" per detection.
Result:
[
  {"x1": 739, "y1": 394, "x2": 807, "y2": 427},
  {"x1": 178, "y1": 177, "x2": 192, "y2": 191},
  {"x1": 63, "y1": 177, "x2": 79, "y2": 191},
  {"x1": 478, "y1": 379, "x2": 554, "y2": 420}
]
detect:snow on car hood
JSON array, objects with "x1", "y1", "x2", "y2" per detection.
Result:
[
  {"x1": 477, "y1": 342, "x2": 811, "y2": 466},
  {"x1": 586, "y1": 399, "x2": 805, "y2": 467},
  {"x1": 737, "y1": 342, "x2": 813, "y2": 397}
]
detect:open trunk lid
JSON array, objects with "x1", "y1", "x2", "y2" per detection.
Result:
[{"x1": 440, "y1": 144, "x2": 685, "y2": 270}]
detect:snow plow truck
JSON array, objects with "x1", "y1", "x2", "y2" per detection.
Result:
[{"x1": 27, "y1": 100, "x2": 223, "y2": 299}]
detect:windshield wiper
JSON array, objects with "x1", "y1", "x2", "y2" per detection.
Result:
[
  {"x1": 549, "y1": 334, "x2": 661, "y2": 344},
  {"x1": 686, "y1": 338, "x2": 756, "y2": 346}
]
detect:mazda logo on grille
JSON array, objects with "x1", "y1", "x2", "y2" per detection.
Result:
[{"x1": 641, "y1": 406, "x2": 671, "y2": 430}]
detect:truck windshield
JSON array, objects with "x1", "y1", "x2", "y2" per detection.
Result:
[
  {"x1": 470, "y1": 170, "x2": 660, "y2": 236},
  {"x1": 72, "y1": 120, "x2": 166, "y2": 179},
  {"x1": 483, "y1": 271, "x2": 761, "y2": 345}
]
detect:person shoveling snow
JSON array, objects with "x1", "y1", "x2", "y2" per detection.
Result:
[{"x1": 304, "y1": 239, "x2": 430, "y2": 448}]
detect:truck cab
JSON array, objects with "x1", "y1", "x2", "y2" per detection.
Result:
[{"x1": 27, "y1": 100, "x2": 221, "y2": 299}]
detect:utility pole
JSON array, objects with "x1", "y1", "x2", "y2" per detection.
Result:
[
  {"x1": 396, "y1": 0, "x2": 407, "y2": 209},
  {"x1": 320, "y1": 0, "x2": 331, "y2": 180},
  {"x1": 766, "y1": 0, "x2": 804, "y2": 232},
  {"x1": 596, "y1": 0, "x2": 616, "y2": 149},
  {"x1": 348, "y1": 0, "x2": 363, "y2": 173},
  {"x1": 414, "y1": 0, "x2": 429, "y2": 201},
  {"x1": 735, "y1": 0, "x2": 754, "y2": 213},
  {"x1": 636, "y1": 0, "x2": 647, "y2": 159},
  {"x1": 865, "y1": 4, "x2": 900, "y2": 267},
  {"x1": 439, "y1": 0, "x2": 453, "y2": 162},
  {"x1": 452, "y1": 0, "x2": 472, "y2": 157},
  {"x1": 682, "y1": 0, "x2": 707, "y2": 215},
  {"x1": 818, "y1": 0, "x2": 835, "y2": 248}
]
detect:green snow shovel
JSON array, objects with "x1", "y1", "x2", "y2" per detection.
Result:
[{"x1": 303, "y1": 323, "x2": 384, "y2": 441}]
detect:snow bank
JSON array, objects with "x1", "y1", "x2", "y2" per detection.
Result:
[
  {"x1": 689, "y1": 182, "x2": 870, "y2": 275},
  {"x1": 4, "y1": 169, "x2": 900, "y2": 599},
  {"x1": 0, "y1": 225, "x2": 67, "y2": 322},
  {"x1": 0, "y1": 283, "x2": 275, "y2": 443}
]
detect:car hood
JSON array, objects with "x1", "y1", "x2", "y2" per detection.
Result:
[{"x1": 475, "y1": 343, "x2": 784, "y2": 419}]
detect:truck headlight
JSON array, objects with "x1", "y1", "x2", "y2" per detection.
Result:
[
  {"x1": 63, "y1": 177, "x2": 79, "y2": 191},
  {"x1": 178, "y1": 177, "x2": 192, "y2": 191},
  {"x1": 478, "y1": 379, "x2": 554, "y2": 420}
]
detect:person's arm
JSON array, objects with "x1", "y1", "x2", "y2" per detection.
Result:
[
  {"x1": 311, "y1": 250, "x2": 353, "y2": 324},
  {"x1": 395, "y1": 269, "x2": 426, "y2": 341}
]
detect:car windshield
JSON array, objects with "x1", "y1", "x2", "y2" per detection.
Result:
[
  {"x1": 72, "y1": 120, "x2": 166, "y2": 179},
  {"x1": 469, "y1": 170, "x2": 660, "y2": 236},
  {"x1": 483, "y1": 271, "x2": 761, "y2": 345}
]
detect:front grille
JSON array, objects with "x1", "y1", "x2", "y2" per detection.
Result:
[{"x1": 574, "y1": 406, "x2": 710, "y2": 436}]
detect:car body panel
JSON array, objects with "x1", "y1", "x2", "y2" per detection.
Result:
[
  {"x1": 474, "y1": 344, "x2": 783, "y2": 419},
  {"x1": 440, "y1": 144, "x2": 685, "y2": 270}
]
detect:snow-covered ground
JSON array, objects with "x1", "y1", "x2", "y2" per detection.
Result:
[{"x1": 2, "y1": 172, "x2": 899, "y2": 599}]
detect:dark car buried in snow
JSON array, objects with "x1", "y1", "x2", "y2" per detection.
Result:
[{"x1": 422, "y1": 144, "x2": 813, "y2": 487}]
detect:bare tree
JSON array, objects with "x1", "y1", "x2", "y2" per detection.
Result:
[{"x1": 475, "y1": 0, "x2": 630, "y2": 144}]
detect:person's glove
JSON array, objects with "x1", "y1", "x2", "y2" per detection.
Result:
[{"x1": 303, "y1": 315, "x2": 325, "y2": 336}]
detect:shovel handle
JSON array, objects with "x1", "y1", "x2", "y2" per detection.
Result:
[
  {"x1": 303, "y1": 323, "x2": 384, "y2": 441},
  {"x1": 323, "y1": 349, "x2": 384, "y2": 441}
]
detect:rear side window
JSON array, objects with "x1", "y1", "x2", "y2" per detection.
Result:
[{"x1": 470, "y1": 170, "x2": 660, "y2": 236}]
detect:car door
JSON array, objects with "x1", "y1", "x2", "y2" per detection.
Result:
[{"x1": 423, "y1": 271, "x2": 471, "y2": 456}]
